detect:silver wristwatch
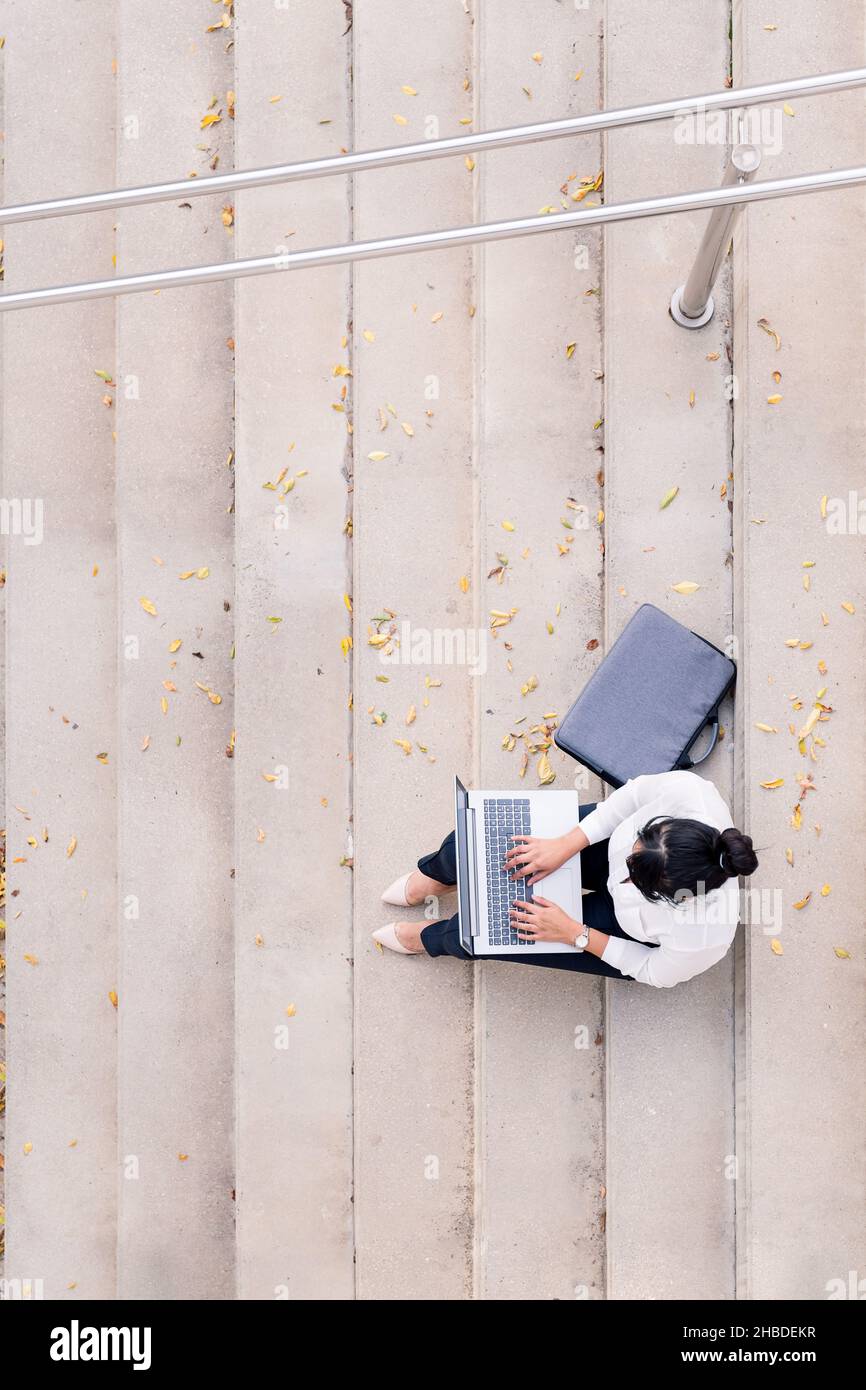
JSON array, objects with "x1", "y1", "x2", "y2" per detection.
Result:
[{"x1": 573, "y1": 927, "x2": 590, "y2": 952}]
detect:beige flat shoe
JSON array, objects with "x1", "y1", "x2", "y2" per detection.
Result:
[
  {"x1": 381, "y1": 871, "x2": 416, "y2": 907},
  {"x1": 372, "y1": 923, "x2": 417, "y2": 955}
]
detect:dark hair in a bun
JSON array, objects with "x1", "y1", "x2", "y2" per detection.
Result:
[
  {"x1": 625, "y1": 816, "x2": 759, "y2": 904},
  {"x1": 717, "y1": 826, "x2": 759, "y2": 879}
]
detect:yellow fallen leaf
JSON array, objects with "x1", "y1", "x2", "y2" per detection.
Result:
[
  {"x1": 459, "y1": 575, "x2": 469, "y2": 593},
  {"x1": 760, "y1": 778, "x2": 784, "y2": 789},
  {"x1": 139, "y1": 597, "x2": 157, "y2": 616},
  {"x1": 285, "y1": 1004, "x2": 297, "y2": 1018},
  {"x1": 401, "y1": 85, "x2": 418, "y2": 96},
  {"x1": 393, "y1": 113, "x2": 408, "y2": 126},
  {"x1": 820, "y1": 883, "x2": 831, "y2": 897},
  {"x1": 833, "y1": 947, "x2": 851, "y2": 959},
  {"x1": 367, "y1": 451, "x2": 389, "y2": 462},
  {"x1": 770, "y1": 939, "x2": 784, "y2": 956},
  {"x1": 767, "y1": 394, "x2": 783, "y2": 405},
  {"x1": 501, "y1": 520, "x2": 515, "y2": 532},
  {"x1": 168, "y1": 639, "x2": 182, "y2": 653},
  {"x1": 841, "y1": 601, "x2": 855, "y2": 614},
  {"x1": 793, "y1": 893, "x2": 812, "y2": 910},
  {"x1": 537, "y1": 751, "x2": 555, "y2": 785},
  {"x1": 659, "y1": 487, "x2": 679, "y2": 510},
  {"x1": 406, "y1": 705, "x2": 417, "y2": 725},
  {"x1": 23, "y1": 1142, "x2": 33, "y2": 1154},
  {"x1": 23, "y1": 954, "x2": 39, "y2": 966},
  {"x1": 671, "y1": 581, "x2": 700, "y2": 595},
  {"x1": 394, "y1": 739, "x2": 412, "y2": 755},
  {"x1": 757, "y1": 317, "x2": 782, "y2": 350},
  {"x1": 108, "y1": 990, "x2": 118, "y2": 1009},
  {"x1": 755, "y1": 723, "x2": 778, "y2": 733},
  {"x1": 66, "y1": 836, "x2": 77, "y2": 857}
]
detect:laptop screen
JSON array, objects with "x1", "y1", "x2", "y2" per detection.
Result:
[{"x1": 454, "y1": 776, "x2": 473, "y2": 953}]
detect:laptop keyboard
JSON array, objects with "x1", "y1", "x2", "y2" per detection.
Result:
[{"x1": 483, "y1": 798, "x2": 535, "y2": 948}]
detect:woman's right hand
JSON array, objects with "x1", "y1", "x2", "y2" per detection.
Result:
[{"x1": 503, "y1": 829, "x2": 585, "y2": 886}]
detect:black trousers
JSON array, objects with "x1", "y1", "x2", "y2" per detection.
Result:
[{"x1": 417, "y1": 802, "x2": 653, "y2": 980}]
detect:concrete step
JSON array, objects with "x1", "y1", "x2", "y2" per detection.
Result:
[
  {"x1": 3, "y1": 0, "x2": 119, "y2": 1299},
  {"x1": 733, "y1": 0, "x2": 866, "y2": 1300},
  {"x1": 233, "y1": 0, "x2": 354, "y2": 1301},
  {"x1": 113, "y1": 0, "x2": 236, "y2": 1299},
  {"x1": 603, "y1": 0, "x2": 737, "y2": 1301},
  {"x1": 474, "y1": 0, "x2": 607, "y2": 1301},
  {"x1": 351, "y1": 0, "x2": 477, "y2": 1300}
]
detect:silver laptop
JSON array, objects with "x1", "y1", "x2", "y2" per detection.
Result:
[{"x1": 454, "y1": 776, "x2": 583, "y2": 956}]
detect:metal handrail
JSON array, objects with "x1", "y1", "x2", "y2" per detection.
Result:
[
  {"x1": 1, "y1": 165, "x2": 863, "y2": 314},
  {"x1": 1, "y1": 67, "x2": 863, "y2": 321},
  {"x1": 0, "y1": 67, "x2": 863, "y2": 226}
]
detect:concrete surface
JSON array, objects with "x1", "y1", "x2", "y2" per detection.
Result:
[
  {"x1": 475, "y1": 0, "x2": 606, "y2": 1301},
  {"x1": 113, "y1": 0, "x2": 237, "y2": 1301},
  {"x1": 604, "y1": 0, "x2": 737, "y2": 1301},
  {"x1": 733, "y1": 0, "x2": 866, "y2": 1300},
  {"x1": 3, "y1": 0, "x2": 119, "y2": 1299},
  {"x1": 352, "y1": 0, "x2": 477, "y2": 1300},
  {"x1": 233, "y1": 1, "x2": 354, "y2": 1301},
  {"x1": 1, "y1": 0, "x2": 863, "y2": 1301}
]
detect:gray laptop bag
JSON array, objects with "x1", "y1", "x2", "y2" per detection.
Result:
[{"x1": 554, "y1": 603, "x2": 736, "y2": 789}]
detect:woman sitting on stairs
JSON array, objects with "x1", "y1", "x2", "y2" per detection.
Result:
[{"x1": 374, "y1": 771, "x2": 758, "y2": 989}]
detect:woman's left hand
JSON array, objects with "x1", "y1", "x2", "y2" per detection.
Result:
[{"x1": 509, "y1": 895, "x2": 580, "y2": 946}]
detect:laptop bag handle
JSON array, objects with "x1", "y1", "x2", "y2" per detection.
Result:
[{"x1": 676, "y1": 715, "x2": 720, "y2": 769}]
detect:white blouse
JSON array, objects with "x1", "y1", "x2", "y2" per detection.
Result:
[{"x1": 578, "y1": 771, "x2": 741, "y2": 988}]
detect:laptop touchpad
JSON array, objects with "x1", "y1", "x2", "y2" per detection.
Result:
[{"x1": 540, "y1": 865, "x2": 580, "y2": 918}]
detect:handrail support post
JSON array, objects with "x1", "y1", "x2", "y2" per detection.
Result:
[{"x1": 670, "y1": 139, "x2": 762, "y2": 328}]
